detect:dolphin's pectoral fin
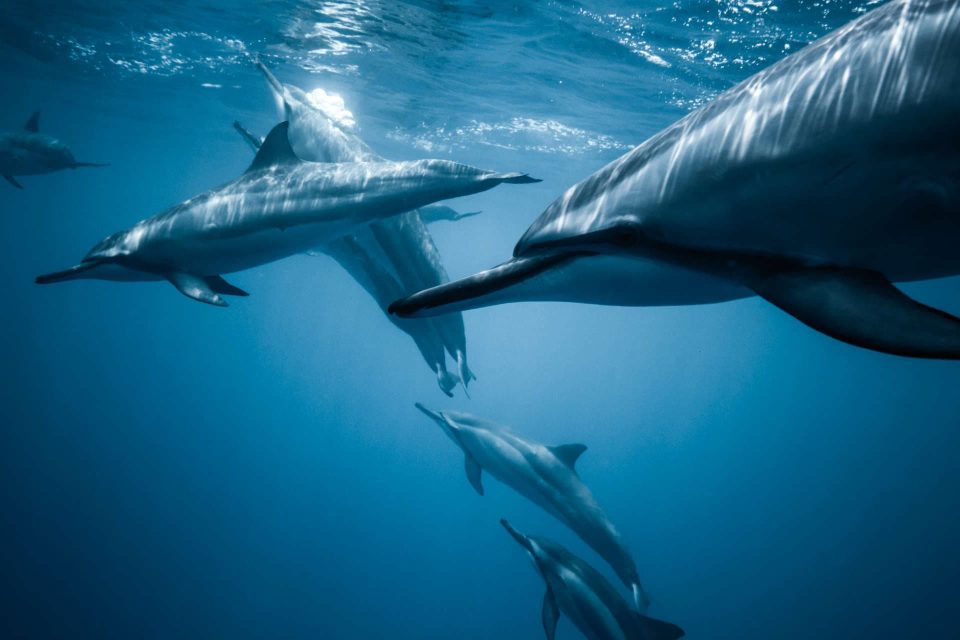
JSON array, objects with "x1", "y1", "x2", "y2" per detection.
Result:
[
  {"x1": 24, "y1": 111, "x2": 39, "y2": 132},
  {"x1": 464, "y1": 455, "x2": 484, "y2": 496},
  {"x1": 635, "y1": 613, "x2": 686, "y2": 640},
  {"x1": 748, "y1": 266, "x2": 960, "y2": 359},
  {"x1": 205, "y1": 275, "x2": 249, "y2": 297},
  {"x1": 4, "y1": 174, "x2": 23, "y2": 189},
  {"x1": 548, "y1": 444, "x2": 587, "y2": 471},
  {"x1": 541, "y1": 588, "x2": 559, "y2": 640},
  {"x1": 167, "y1": 272, "x2": 229, "y2": 307}
]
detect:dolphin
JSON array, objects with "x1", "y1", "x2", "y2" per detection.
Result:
[
  {"x1": 253, "y1": 60, "x2": 480, "y2": 389},
  {"x1": 392, "y1": 0, "x2": 960, "y2": 360},
  {"x1": 234, "y1": 120, "x2": 460, "y2": 395},
  {"x1": 416, "y1": 404, "x2": 650, "y2": 612},
  {"x1": 0, "y1": 111, "x2": 107, "y2": 188},
  {"x1": 35, "y1": 121, "x2": 538, "y2": 306},
  {"x1": 417, "y1": 204, "x2": 483, "y2": 223},
  {"x1": 500, "y1": 520, "x2": 684, "y2": 640}
]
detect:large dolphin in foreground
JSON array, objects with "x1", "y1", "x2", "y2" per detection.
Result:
[
  {"x1": 500, "y1": 520, "x2": 684, "y2": 640},
  {"x1": 0, "y1": 111, "x2": 107, "y2": 188},
  {"x1": 249, "y1": 61, "x2": 480, "y2": 393},
  {"x1": 393, "y1": 0, "x2": 960, "y2": 360},
  {"x1": 416, "y1": 404, "x2": 650, "y2": 612},
  {"x1": 35, "y1": 121, "x2": 537, "y2": 306}
]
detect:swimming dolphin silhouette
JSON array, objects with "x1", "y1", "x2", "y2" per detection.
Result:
[
  {"x1": 416, "y1": 404, "x2": 650, "y2": 612},
  {"x1": 35, "y1": 121, "x2": 538, "y2": 306},
  {"x1": 500, "y1": 520, "x2": 684, "y2": 640},
  {"x1": 392, "y1": 0, "x2": 960, "y2": 360},
  {"x1": 251, "y1": 60, "x2": 479, "y2": 391},
  {"x1": 0, "y1": 111, "x2": 107, "y2": 188}
]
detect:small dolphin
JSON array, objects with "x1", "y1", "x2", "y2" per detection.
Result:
[
  {"x1": 416, "y1": 404, "x2": 650, "y2": 611},
  {"x1": 417, "y1": 204, "x2": 483, "y2": 223},
  {"x1": 500, "y1": 520, "x2": 684, "y2": 640},
  {"x1": 392, "y1": 0, "x2": 960, "y2": 360},
  {"x1": 35, "y1": 121, "x2": 537, "y2": 306},
  {"x1": 253, "y1": 60, "x2": 480, "y2": 389},
  {"x1": 0, "y1": 111, "x2": 107, "y2": 188}
]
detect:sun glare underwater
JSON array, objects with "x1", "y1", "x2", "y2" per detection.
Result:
[{"x1": 3, "y1": 1, "x2": 960, "y2": 639}]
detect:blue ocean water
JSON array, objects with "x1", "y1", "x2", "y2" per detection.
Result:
[{"x1": 2, "y1": 1, "x2": 959, "y2": 638}]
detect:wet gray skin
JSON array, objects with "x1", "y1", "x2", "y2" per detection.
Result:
[{"x1": 392, "y1": 0, "x2": 960, "y2": 361}]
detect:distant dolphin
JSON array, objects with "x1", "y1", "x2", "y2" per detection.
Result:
[
  {"x1": 0, "y1": 111, "x2": 107, "y2": 188},
  {"x1": 416, "y1": 404, "x2": 650, "y2": 612},
  {"x1": 252, "y1": 60, "x2": 479, "y2": 390},
  {"x1": 392, "y1": 0, "x2": 960, "y2": 360},
  {"x1": 501, "y1": 520, "x2": 684, "y2": 640},
  {"x1": 35, "y1": 121, "x2": 537, "y2": 306},
  {"x1": 417, "y1": 204, "x2": 482, "y2": 223}
]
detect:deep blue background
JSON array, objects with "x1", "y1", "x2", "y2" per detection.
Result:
[{"x1": 2, "y1": 1, "x2": 959, "y2": 638}]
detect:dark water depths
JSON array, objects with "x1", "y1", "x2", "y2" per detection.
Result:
[{"x1": 2, "y1": 1, "x2": 959, "y2": 638}]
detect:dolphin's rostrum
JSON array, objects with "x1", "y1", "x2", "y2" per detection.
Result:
[
  {"x1": 416, "y1": 403, "x2": 650, "y2": 612},
  {"x1": 391, "y1": 0, "x2": 960, "y2": 360},
  {"x1": 501, "y1": 519, "x2": 684, "y2": 640}
]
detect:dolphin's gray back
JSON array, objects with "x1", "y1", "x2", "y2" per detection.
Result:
[{"x1": 516, "y1": 0, "x2": 960, "y2": 261}]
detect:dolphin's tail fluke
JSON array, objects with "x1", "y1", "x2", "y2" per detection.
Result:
[
  {"x1": 388, "y1": 254, "x2": 573, "y2": 318},
  {"x1": 436, "y1": 368, "x2": 460, "y2": 398},
  {"x1": 635, "y1": 613, "x2": 685, "y2": 640},
  {"x1": 35, "y1": 262, "x2": 99, "y2": 284},
  {"x1": 69, "y1": 162, "x2": 109, "y2": 169}
]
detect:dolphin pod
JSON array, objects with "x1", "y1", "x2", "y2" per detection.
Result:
[
  {"x1": 34, "y1": 121, "x2": 538, "y2": 306},
  {"x1": 501, "y1": 520, "x2": 684, "y2": 640},
  {"x1": 240, "y1": 61, "x2": 480, "y2": 395},
  {"x1": 0, "y1": 111, "x2": 107, "y2": 188},
  {"x1": 391, "y1": 0, "x2": 960, "y2": 360},
  {"x1": 416, "y1": 403, "x2": 651, "y2": 613}
]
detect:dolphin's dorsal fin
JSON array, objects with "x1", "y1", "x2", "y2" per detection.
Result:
[
  {"x1": 549, "y1": 444, "x2": 587, "y2": 470},
  {"x1": 24, "y1": 111, "x2": 39, "y2": 132},
  {"x1": 464, "y1": 455, "x2": 484, "y2": 496},
  {"x1": 245, "y1": 121, "x2": 299, "y2": 173},
  {"x1": 541, "y1": 588, "x2": 559, "y2": 640}
]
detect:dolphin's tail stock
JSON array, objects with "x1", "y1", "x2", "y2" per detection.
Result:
[{"x1": 389, "y1": 254, "x2": 574, "y2": 318}]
